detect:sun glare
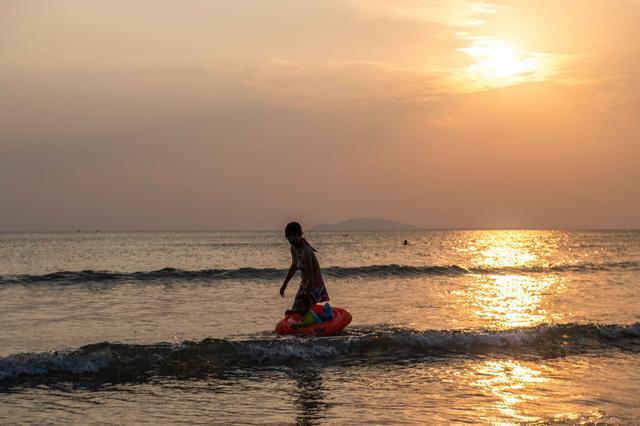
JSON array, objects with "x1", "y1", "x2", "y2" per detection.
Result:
[{"x1": 460, "y1": 37, "x2": 546, "y2": 88}]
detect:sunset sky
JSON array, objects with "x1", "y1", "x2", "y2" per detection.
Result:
[{"x1": 2, "y1": 0, "x2": 639, "y2": 230}]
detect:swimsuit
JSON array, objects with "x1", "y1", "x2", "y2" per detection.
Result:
[{"x1": 293, "y1": 242, "x2": 329, "y2": 304}]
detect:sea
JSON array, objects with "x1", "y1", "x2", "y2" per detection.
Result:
[{"x1": 0, "y1": 230, "x2": 639, "y2": 424}]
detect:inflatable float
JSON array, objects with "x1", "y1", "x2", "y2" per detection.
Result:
[{"x1": 276, "y1": 304, "x2": 352, "y2": 336}]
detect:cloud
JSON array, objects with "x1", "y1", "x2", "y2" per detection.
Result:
[
  {"x1": 245, "y1": 59, "x2": 446, "y2": 107},
  {"x1": 244, "y1": 48, "x2": 582, "y2": 107},
  {"x1": 453, "y1": 36, "x2": 577, "y2": 91},
  {"x1": 346, "y1": 0, "x2": 501, "y2": 27}
]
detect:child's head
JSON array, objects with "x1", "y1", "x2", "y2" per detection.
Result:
[{"x1": 285, "y1": 221, "x2": 303, "y2": 246}]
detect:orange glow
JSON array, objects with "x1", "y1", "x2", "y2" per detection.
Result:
[{"x1": 459, "y1": 37, "x2": 550, "y2": 89}]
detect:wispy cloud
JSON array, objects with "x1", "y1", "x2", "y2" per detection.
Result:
[
  {"x1": 346, "y1": 0, "x2": 502, "y2": 26},
  {"x1": 246, "y1": 59, "x2": 445, "y2": 107}
]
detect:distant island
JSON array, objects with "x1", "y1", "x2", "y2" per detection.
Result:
[{"x1": 310, "y1": 217, "x2": 420, "y2": 231}]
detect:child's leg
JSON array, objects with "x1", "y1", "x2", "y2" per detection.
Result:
[{"x1": 287, "y1": 296, "x2": 307, "y2": 315}]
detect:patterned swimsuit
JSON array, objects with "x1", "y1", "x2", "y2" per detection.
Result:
[{"x1": 293, "y1": 242, "x2": 329, "y2": 304}]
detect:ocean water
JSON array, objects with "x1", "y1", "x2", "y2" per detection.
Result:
[{"x1": 1, "y1": 230, "x2": 639, "y2": 424}]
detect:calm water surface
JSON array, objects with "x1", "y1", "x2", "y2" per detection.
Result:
[{"x1": 1, "y1": 230, "x2": 639, "y2": 424}]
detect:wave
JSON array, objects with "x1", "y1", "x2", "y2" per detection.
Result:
[
  {"x1": 1, "y1": 323, "x2": 639, "y2": 385},
  {"x1": 2, "y1": 261, "x2": 639, "y2": 285},
  {"x1": 0, "y1": 267, "x2": 285, "y2": 285},
  {"x1": 475, "y1": 260, "x2": 640, "y2": 274}
]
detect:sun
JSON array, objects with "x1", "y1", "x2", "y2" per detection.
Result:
[{"x1": 460, "y1": 37, "x2": 544, "y2": 88}]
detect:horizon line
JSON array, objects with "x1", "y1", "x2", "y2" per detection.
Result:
[{"x1": 1, "y1": 227, "x2": 639, "y2": 233}]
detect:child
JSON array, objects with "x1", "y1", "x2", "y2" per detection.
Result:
[{"x1": 279, "y1": 222, "x2": 329, "y2": 308}]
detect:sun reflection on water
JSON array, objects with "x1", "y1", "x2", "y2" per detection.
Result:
[
  {"x1": 472, "y1": 360, "x2": 549, "y2": 423},
  {"x1": 472, "y1": 274, "x2": 561, "y2": 328},
  {"x1": 480, "y1": 245, "x2": 537, "y2": 268},
  {"x1": 466, "y1": 230, "x2": 553, "y2": 268},
  {"x1": 468, "y1": 359, "x2": 611, "y2": 424},
  {"x1": 458, "y1": 231, "x2": 565, "y2": 329}
]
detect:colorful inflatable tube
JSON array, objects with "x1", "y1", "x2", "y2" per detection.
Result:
[{"x1": 276, "y1": 305, "x2": 352, "y2": 336}]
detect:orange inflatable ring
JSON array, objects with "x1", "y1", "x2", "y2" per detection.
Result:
[{"x1": 276, "y1": 305, "x2": 352, "y2": 336}]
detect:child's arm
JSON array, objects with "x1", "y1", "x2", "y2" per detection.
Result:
[
  {"x1": 280, "y1": 248, "x2": 298, "y2": 297},
  {"x1": 280, "y1": 263, "x2": 297, "y2": 297}
]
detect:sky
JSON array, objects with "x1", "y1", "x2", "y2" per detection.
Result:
[{"x1": 1, "y1": 0, "x2": 639, "y2": 230}]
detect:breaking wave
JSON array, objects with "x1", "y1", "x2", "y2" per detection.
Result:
[
  {"x1": 1, "y1": 323, "x2": 639, "y2": 385},
  {"x1": 1, "y1": 261, "x2": 639, "y2": 285}
]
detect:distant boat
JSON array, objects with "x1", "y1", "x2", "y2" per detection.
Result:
[{"x1": 310, "y1": 217, "x2": 420, "y2": 231}]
